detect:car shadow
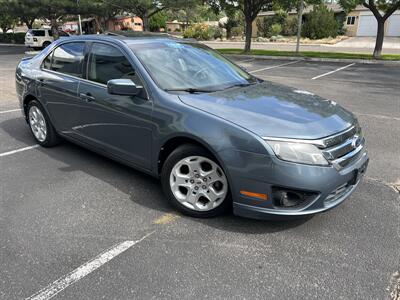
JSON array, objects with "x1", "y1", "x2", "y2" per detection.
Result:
[{"x1": 1, "y1": 117, "x2": 312, "y2": 234}]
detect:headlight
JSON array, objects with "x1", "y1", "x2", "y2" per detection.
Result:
[{"x1": 265, "y1": 140, "x2": 329, "y2": 166}]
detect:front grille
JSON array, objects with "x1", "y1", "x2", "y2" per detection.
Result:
[{"x1": 320, "y1": 125, "x2": 366, "y2": 170}]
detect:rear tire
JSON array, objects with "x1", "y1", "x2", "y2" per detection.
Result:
[
  {"x1": 27, "y1": 100, "x2": 60, "y2": 147},
  {"x1": 161, "y1": 144, "x2": 231, "y2": 218}
]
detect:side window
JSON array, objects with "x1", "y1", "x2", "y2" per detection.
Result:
[
  {"x1": 88, "y1": 43, "x2": 142, "y2": 86},
  {"x1": 42, "y1": 52, "x2": 53, "y2": 70},
  {"x1": 32, "y1": 30, "x2": 45, "y2": 37},
  {"x1": 48, "y1": 30, "x2": 52, "y2": 37},
  {"x1": 50, "y1": 42, "x2": 85, "y2": 77}
]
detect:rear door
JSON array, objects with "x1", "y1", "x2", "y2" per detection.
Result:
[
  {"x1": 75, "y1": 42, "x2": 153, "y2": 169},
  {"x1": 37, "y1": 41, "x2": 86, "y2": 133}
]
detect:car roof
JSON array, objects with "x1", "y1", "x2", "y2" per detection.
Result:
[{"x1": 61, "y1": 31, "x2": 196, "y2": 45}]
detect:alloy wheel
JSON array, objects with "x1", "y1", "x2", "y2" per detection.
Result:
[
  {"x1": 169, "y1": 156, "x2": 228, "y2": 211},
  {"x1": 28, "y1": 106, "x2": 47, "y2": 142}
]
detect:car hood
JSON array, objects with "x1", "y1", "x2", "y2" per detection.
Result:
[{"x1": 178, "y1": 81, "x2": 356, "y2": 139}]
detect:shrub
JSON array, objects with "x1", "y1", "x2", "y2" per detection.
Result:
[
  {"x1": 270, "y1": 23, "x2": 282, "y2": 36},
  {"x1": 213, "y1": 27, "x2": 224, "y2": 40},
  {"x1": 302, "y1": 4, "x2": 339, "y2": 39},
  {"x1": 335, "y1": 11, "x2": 347, "y2": 35},
  {"x1": 256, "y1": 14, "x2": 286, "y2": 38},
  {"x1": 231, "y1": 26, "x2": 243, "y2": 37},
  {"x1": 0, "y1": 32, "x2": 25, "y2": 44},
  {"x1": 282, "y1": 16, "x2": 298, "y2": 36},
  {"x1": 183, "y1": 24, "x2": 214, "y2": 40}
]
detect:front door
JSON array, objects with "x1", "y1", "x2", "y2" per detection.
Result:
[{"x1": 75, "y1": 42, "x2": 153, "y2": 170}]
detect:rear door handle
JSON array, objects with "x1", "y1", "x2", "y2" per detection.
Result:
[
  {"x1": 38, "y1": 79, "x2": 45, "y2": 86},
  {"x1": 79, "y1": 93, "x2": 95, "y2": 102}
]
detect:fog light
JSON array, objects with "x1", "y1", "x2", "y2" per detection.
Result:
[
  {"x1": 272, "y1": 188, "x2": 318, "y2": 208},
  {"x1": 279, "y1": 191, "x2": 303, "y2": 207}
]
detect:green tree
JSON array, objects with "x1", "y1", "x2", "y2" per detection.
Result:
[
  {"x1": 8, "y1": 0, "x2": 41, "y2": 29},
  {"x1": 209, "y1": 0, "x2": 273, "y2": 53},
  {"x1": 120, "y1": 0, "x2": 198, "y2": 31},
  {"x1": 0, "y1": 2, "x2": 18, "y2": 33},
  {"x1": 222, "y1": 7, "x2": 243, "y2": 39},
  {"x1": 30, "y1": 0, "x2": 77, "y2": 39},
  {"x1": 149, "y1": 11, "x2": 167, "y2": 31},
  {"x1": 301, "y1": 4, "x2": 339, "y2": 39},
  {"x1": 275, "y1": 0, "x2": 322, "y2": 53},
  {"x1": 79, "y1": 0, "x2": 122, "y2": 32},
  {"x1": 338, "y1": 0, "x2": 400, "y2": 59}
]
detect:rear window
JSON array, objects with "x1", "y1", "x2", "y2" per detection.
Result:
[
  {"x1": 31, "y1": 30, "x2": 46, "y2": 37},
  {"x1": 49, "y1": 42, "x2": 85, "y2": 77}
]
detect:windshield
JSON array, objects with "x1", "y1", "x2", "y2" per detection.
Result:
[{"x1": 130, "y1": 40, "x2": 257, "y2": 92}]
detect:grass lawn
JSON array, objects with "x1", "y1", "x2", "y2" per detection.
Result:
[{"x1": 217, "y1": 48, "x2": 400, "y2": 61}]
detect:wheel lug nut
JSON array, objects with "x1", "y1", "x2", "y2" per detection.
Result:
[
  {"x1": 195, "y1": 174, "x2": 200, "y2": 178},
  {"x1": 194, "y1": 186, "x2": 199, "y2": 190},
  {"x1": 202, "y1": 185, "x2": 206, "y2": 189},
  {"x1": 190, "y1": 180, "x2": 194, "y2": 183},
  {"x1": 203, "y1": 178, "x2": 207, "y2": 182}
]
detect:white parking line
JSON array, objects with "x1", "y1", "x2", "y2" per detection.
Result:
[
  {"x1": 249, "y1": 60, "x2": 301, "y2": 74},
  {"x1": 311, "y1": 63, "x2": 355, "y2": 80},
  {"x1": 0, "y1": 145, "x2": 39, "y2": 157},
  {"x1": 26, "y1": 231, "x2": 154, "y2": 300},
  {"x1": 0, "y1": 108, "x2": 22, "y2": 114}
]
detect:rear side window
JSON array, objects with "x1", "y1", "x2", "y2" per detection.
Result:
[
  {"x1": 88, "y1": 43, "x2": 141, "y2": 86},
  {"x1": 31, "y1": 30, "x2": 46, "y2": 37},
  {"x1": 50, "y1": 42, "x2": 85, "y2": 77}
]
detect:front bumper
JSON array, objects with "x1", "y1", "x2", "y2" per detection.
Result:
[{"x1": 218, "y1": 148, "x2": 369, "y2": 220}]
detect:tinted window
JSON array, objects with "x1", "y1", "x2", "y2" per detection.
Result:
[
  {"x1": 51, "y1": 42, "x2": 85, "y2": 77},
  {"x1": 48, "y1": 30, "x2": 52, "y2": 36},
  {"x1": 31, "y1": 30, "x2": 45, "y2": 37},
  {"x1": 88, "y1": 43, "x2": 141, "y2": 86}
]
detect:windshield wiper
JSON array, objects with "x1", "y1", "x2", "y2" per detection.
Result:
[
  {"x1": 164, "y1": 88, "x2": 215, "y2": 94},
  {"x1": 222, "y1": 82, "x2": 259, "y2": 90}
]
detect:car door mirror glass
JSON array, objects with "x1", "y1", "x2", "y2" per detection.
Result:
[{"x1": 107, "y1": 79, "x2": 142, "y2": 96}]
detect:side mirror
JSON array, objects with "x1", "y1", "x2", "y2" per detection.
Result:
[{"x1": 107, "y1": 79, "x2": 143, "y2": 96}]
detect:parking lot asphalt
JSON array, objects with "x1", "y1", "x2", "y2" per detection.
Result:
[{"x1": 1, "y1": 46, "x2": 399, "y2": 299}]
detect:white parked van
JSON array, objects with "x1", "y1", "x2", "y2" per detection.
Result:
[{"x1": 25, "y1": 29, "x2": 69, "y2": 49}]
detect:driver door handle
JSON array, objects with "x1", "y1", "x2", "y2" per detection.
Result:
[{"x1": 80, "y1": 93, "x2": 96, "y2": 102}]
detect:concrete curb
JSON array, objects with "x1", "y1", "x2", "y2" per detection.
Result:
[
  {"x1": 0, "y1": 43, "x2": 26, "y2": 47},
  {"x1": 224, "y1": 54, "x2": 400, "y2": 65}
]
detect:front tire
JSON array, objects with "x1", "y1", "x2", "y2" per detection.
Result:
[
  {"x1": 161, "y1": 144, "x2": 231, "y2": 218},
  {"x1": 42, "y1": 41, "x2": 51, "y2": 49},
  {"x1": 27, "y1": 100, "x2": 60, "y2": 147}
]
